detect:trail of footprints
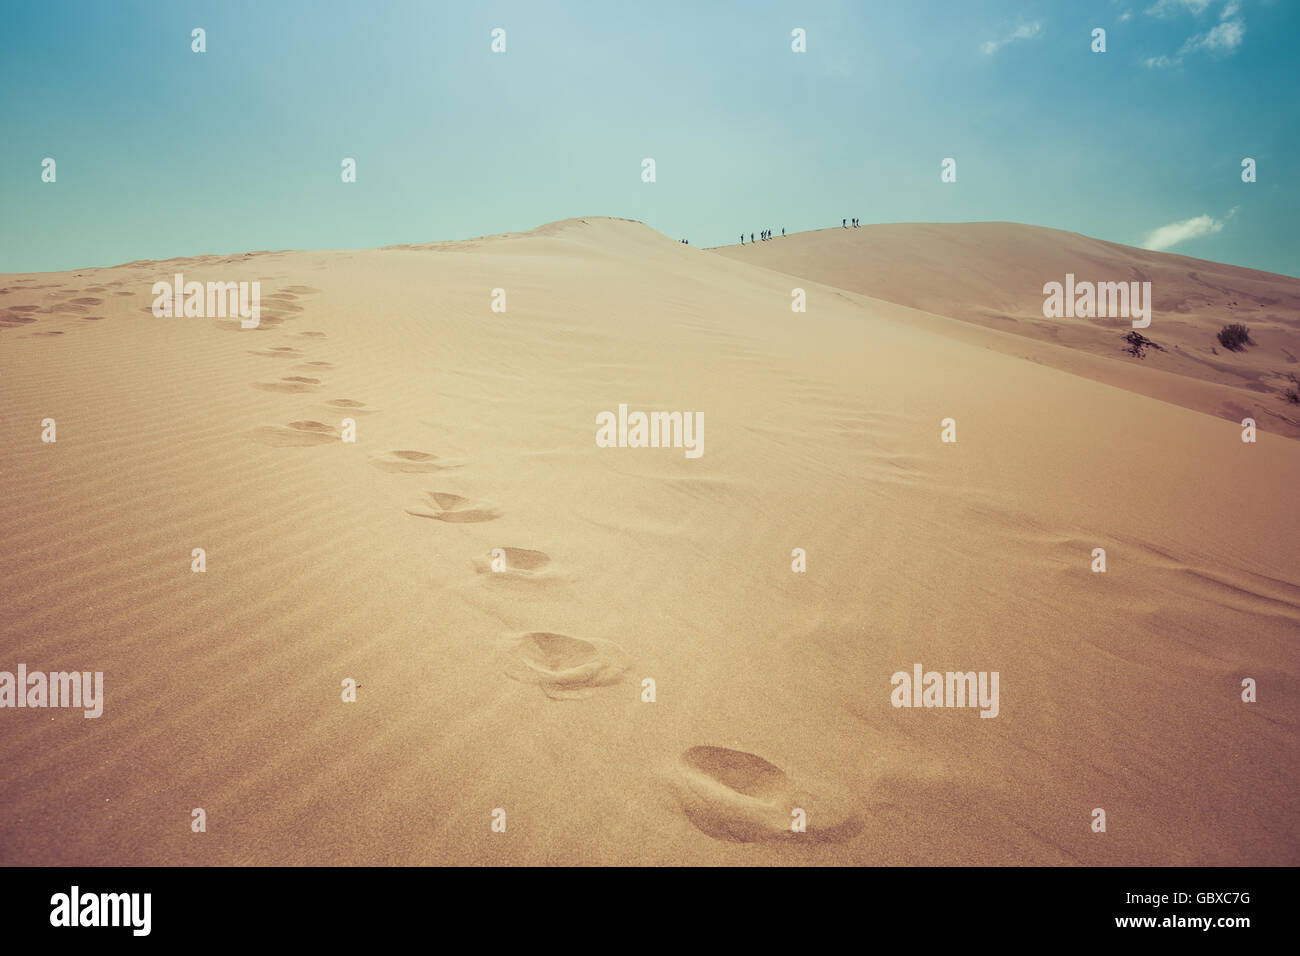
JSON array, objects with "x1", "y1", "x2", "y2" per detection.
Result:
[
  {"x1": 235, "y1": 282, "x2": 853, "y2": 846},
  {"x1": 2, "y1": 276, "x2": 858, "y2": 848},
  {"x1": 244, "y1": 290, "x2": 376, "y2": 443},
  {"x1": 1, "y1": 278, "x2": 120, "y2": 330}
]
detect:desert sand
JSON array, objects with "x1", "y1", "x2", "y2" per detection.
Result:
[{"x1": 1, "y1": 217, "x2": 1296, "y2": 865}]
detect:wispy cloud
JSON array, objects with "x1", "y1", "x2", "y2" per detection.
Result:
[
  {"x1": 1145, "y1": 0, "x2": 1213, "y2": 17},
  {"x1": 1144, "y1": 0, "x2": 1245, "y2": 67},
  {"x1": 1142, "y1": 207, "x2": 1238, "y2": 251},
  {"x1": 1179, "y1": 14, "x2": 1245, "y2": 54},
  {"x1": 980, "y1": 22, "x2": 1042, "y2": 55}
]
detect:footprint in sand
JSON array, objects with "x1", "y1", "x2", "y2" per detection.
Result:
[
  {"x1": 252, "y1": 376, "x2": 322, "y2": 393},
  {"x1": 70, "y1": 297, "x2": 103, "y2": 306},
  {"x1": 405, "y1": 491, "x2": 499, "y2": 523},
  {"x1": 8, "y1": 305, "x2": 40, "y2": 313},
  {"x1": 299, "y1": 361, "x2": 335, "y2": 370},
  {"x1": 0, "y1": 312, "x2": 38, "y2": 327},
  {"x1": 473, "y1": 547, "x2": 551, "y2": 577},
  {"x1": 112, "y1": 291, "x2": 134, "y2": 297},
  {"x1": 299, "y1": 331, "x2": 326, "y2": 338},
  {"x1": 283, "y1": 285, "x2": 322, "y2": 295},
  {"x1": 249, "y1": 420, "x2": 339, "y2": 447},
  {"x1": 264, "y1": 300, "x2": 304, "y2": 314},
  {"x1": 503, "y1": 632, "x2": 628, "y2": 700},
  {"x1": 670, "y1": 746, "x2": 859, "y2": 844},
  {"x1": 370, "y1": 450, "x2": 457, "y2": 473},
  {"x1": 326, "y1": 398, "x2": 378, "y2": 414},
  {"x1": 81, "y1": 315, "x2": 106, "y2": 321},
  {"x1": 31, "y1": 330, "x2": 65, "y2": 337},
  {"x1": 248, "y1": 346, "x2": 303, "y2": 358}
]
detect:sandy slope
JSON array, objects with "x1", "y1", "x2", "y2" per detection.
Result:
[
  {"x1": 716, "y1": 222, "x2": 1300, "y2": 439},
  {"x1": 1, "y1": 217, "x2": 1296, "y2": 865}
]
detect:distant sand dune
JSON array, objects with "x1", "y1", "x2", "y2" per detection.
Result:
[
  {"x1": 717, "y1": 222, "x2": 1300, "y2": 438},
  {"x1": 0, "y1": 217, "x2": 1295, "y2": 865}
]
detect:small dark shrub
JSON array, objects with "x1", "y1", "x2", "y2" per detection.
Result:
[
  {"x1": 1123, "y1": 330, "x2": 1163, "y2": 359},
  {"x1": 1217, "y1": 323, "x2": 1253, "y2": 351}
]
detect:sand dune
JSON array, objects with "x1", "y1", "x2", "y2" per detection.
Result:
[
  {"x1": 1, "y1": 217, "x2": 1296, "y2": 865},
  {"x1": 717, "y1": 222, "x2": 1300, "y2": 439}
]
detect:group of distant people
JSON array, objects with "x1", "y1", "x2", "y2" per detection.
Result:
[
  {"x1": 681, "y1": 218, "x2": 865, "y2": 247},
  {"x1": 740, "y1": 228, "x2": 784, "y2": 245},
  {"x1": 735, "y1": 219, "x2": 861, "y2": 245}
]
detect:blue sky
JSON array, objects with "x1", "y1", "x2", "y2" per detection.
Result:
[{"x1": 1, "y1": 0, "x2": 1296, "y2": 275}]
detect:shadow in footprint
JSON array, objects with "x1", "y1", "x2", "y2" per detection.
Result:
[
  {"x1": 326, "y1": 398, "x2": 378, "y2": 414},
  {"x1": 671, "y1": 745, "x2": 860, "y2": 844},
  {"x1": 504, "y1": 632, "x2": 628, "y2": 700},
  {"x1": 406, "y1": 491, "x2": 499, "y2": 522},
  {"x1": 253, "y1": 377, "x2": 322, "y2": 393},
  {"x1": 371, "y1": 450, "x2": 457, "y2": 473},
  {"x1": 249, "y1": 420, "x2": 339, "y2": 447},
  {"x1": 473, "y1": 547, "x2": 551, "y2": 576}
]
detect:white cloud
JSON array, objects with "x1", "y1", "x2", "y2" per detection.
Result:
[
  {"x1": 1179, "y1": 16, "x2": 1245, "y2": 54},
  {"x1": 1144, "y1": 0, "x2": 1245, "y2": 66},
  {"x1": 981, "y1": 22, "x2": 1042, "y2": 55},
  {"x1": 1142, "y1": 207, "x2": 1237, "y2": 251},
  {"x1": 1120, "y1": 11, "x2": 1134, "y2": 22},
  {"x1": 1145, "y1": 0, "x2": 1213, "y2": 16}
]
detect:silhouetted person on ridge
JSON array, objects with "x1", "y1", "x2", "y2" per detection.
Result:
[
  {"x1": 782, "y1": 227, "x2": 785, "y2": 237},
  {"x1": 750, "y1": 233, "x2": 754, "y2": 243}
]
